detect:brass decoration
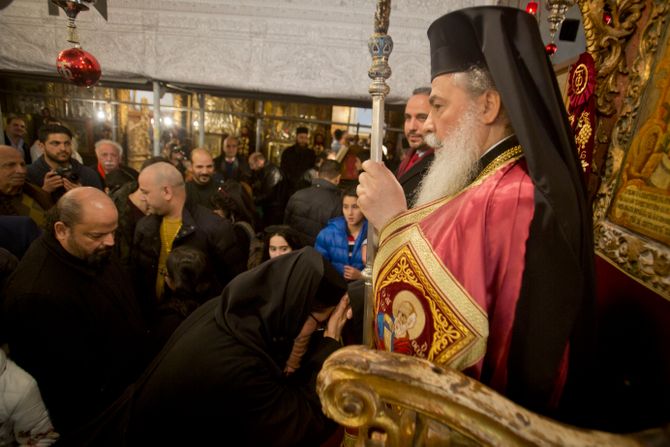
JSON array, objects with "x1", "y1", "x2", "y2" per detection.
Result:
[
  {"x1": 317, "y1": 346, "x2": 644, "y2": 446},
  {"x1": 592, "y1": 0, "x2": 670, "y2": 299},
  {"x1": 125, "y1": 98, "x2": 153, "y2": 171},
  {"x1": 577, "y1": 0, "x2": 645, "y2": 116}
]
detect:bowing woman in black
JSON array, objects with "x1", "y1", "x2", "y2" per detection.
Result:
[{"x1": 126, "y1": 247, "x2": 352, "y2": 446}]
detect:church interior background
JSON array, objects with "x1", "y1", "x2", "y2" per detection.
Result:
[{"x1": 1, "y1": 0, "x2": 669, "y2": 435}]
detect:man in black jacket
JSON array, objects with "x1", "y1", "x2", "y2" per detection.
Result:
[
  {"x1": 185, "y1": 148, "x2": 224, "y2": 209},
  {"x1": 134, "y1": 162, "x2": 247, "y2": 321},
  {"x1": 2, "y1": 187, "x2": 154, "y2": 437},
  {"x1": 280, "y1": 126, "x2": 316, "y2": 197},
  {"x1": 284, "y1": 159, "x2": 342, "y2": 245},
  {"x1": 27, "y1": 124, "x2": 103, "y2": 202},
  {"x1": 249, "y1": 151, "x2": 284, "y2": 227}
]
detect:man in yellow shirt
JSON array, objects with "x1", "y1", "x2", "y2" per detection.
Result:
[{"x1": 133, "y1": 162, "x2": 247, "y2": 322}]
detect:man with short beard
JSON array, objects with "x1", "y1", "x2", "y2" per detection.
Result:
[
  {"x1": 27, "y1": 124, "x2": 103, "y2": 202},
  {"x1": 185, "y1": 148, "x2": 224, "y2": 209},
  {"x1": 396, "y1": 87, "x2": 434, "y2": 207},
  {"x1": 281, "y1": 126, "x2": 316, "y2": 196},
  {"x1": 358, "y1": 7, "x2": 595, "y2": 418},
  {"x1": 2, "y1": 187, "x2": 154, "y2": 438}
]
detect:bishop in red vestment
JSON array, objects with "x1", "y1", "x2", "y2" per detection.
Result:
[{"x1": 358, "y1": 6, "x2": 595, "y2": 418}]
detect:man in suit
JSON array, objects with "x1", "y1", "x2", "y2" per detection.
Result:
[
  {"x1": 3, "y1": 116, "x2": 31, "y2": 164},
  {"x1": 395, "y1": 87, "x2": 434, "y2": 207}
]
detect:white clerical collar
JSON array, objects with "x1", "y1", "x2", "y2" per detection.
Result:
[{"x1": 482, "y1": 134, "x2": 515, "y2": 157}]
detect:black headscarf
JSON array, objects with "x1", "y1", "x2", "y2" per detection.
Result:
[
  {"x1": 428, "y1": 7, "x2": 595, "y2": 413},
  {"x1": 215, "y1": 247, "x2": 347, "y2": 376}
]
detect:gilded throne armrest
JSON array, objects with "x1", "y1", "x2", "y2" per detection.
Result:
[{"x1": 317, "y1": 346, "x2": 666, "y2": 447}]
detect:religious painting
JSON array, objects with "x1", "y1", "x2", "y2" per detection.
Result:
[
  {"x1": 592, "y1": 2, "x2": 670, "y2": 299},
  {"x1": 204, "y1": 133, "x2": 223, "y2": 157}
]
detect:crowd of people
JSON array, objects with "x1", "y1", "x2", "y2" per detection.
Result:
[
  {"x1": 0, "y1": 95, "x2": 382, "y2": 446},
  {"x1": 0, "y1": 5, "x2": 598, "y2": 446}
]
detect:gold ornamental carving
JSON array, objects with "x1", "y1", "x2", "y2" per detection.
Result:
[
  {"x1": 577, "y1": 0, "x2": 645, "y2": 116},
  {"x1": 317, "y1": 346, "x2": 644, "y2": 446},
  {"x1": 591, "y1": 0, "x2": 670, "y2": 299}
]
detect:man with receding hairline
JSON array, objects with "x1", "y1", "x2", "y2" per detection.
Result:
[
  {"x1": 185, "y1": 147, "x2": 224, "y2": 209},
  {"x1": 0, "y1": 145, "x2": 52, "y2": 227},
  {"x1": 3, "y1": 116, "x2": 31, "y2": 164},
  {"x1": 134, "y1": 162, "x2": 247, "y2": 323},
  {"x1": 2, "y1": 187, "x2": 153, "y2": 436},
  {"x1": 214, "y1": 135, "x2": 251, "y2": 182}
]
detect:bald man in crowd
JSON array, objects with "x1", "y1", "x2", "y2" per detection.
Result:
[
  {"x1": 185, "y1": 148, "x2": 224, "y2": 209},
  {"x1": 2, "y1": 187, "x2": 154, "y2": 437},
  {"x1": 133, "y1": 162, "x2": 247, "y2": 322}
]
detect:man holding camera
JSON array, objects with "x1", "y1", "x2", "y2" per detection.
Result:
[{"x1": 27, "y1": 124, "x2": 103, "y2": 201}]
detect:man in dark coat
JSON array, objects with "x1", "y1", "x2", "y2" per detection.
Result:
[
  {"x1": 284, "y1": 159, "x2": 342, "y2": 245},
  {"x1": 27, "y1": 124, "x2": 103, "y2": 202},
  {"x1": 2, "y1": 187, "x2": 154, "y2": 437},
  {"x1": 396, "y1": 87, "x2": 435, "y2": 207},
  {"x1": 213, "y1": 135, "x2": 252, "y2": 183},
  {"x1": 185, "y1": 148, "x2": 224, "y2": 209},
  {"x1": 133, "y1": 162, "x2": 247, "y2": 322},
  {"x1": 126, "y1": 247, "x2": 352, "y2": 446},
  {"x1": 92, "y1": 139, "x2": 139, "y2": 190},
  {"x1": 249, "y1": 151, "x2": 285, "y2": 227},
  {"x1": 3, "y1": 116, "x2": 31, "y2": 164},
  {"x1": 280, "y1": 126, "x2": 316, "y2": 196}
]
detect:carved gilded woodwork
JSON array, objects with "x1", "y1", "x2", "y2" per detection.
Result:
[
  {"x1": 317, "y1": 346, "x2": 652, "y2": 446},
  {"x1": 591, "y1": 0, "x2": 670, "y2": 298},
  {"x1": 577, "y1": 0, "x2": 645, "y2": 116}
]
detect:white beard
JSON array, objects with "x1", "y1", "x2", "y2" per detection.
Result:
[{"x1": 414, "y1": 111, "x2": 482, "y2": 206}]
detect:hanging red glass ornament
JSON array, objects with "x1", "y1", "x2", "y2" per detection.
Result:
[
  {"x1": 52, "y1": 0, "x2": 102, "y2": 87},
  {"x1": 545, "y1": 42, "x2": 558, "y2": 56},
  {"x1": 525, "y1": 1, "x2": 539, "y2": 15},
  {"x1": 57, "y1": 47, "x2": 101, "y2": 87}
]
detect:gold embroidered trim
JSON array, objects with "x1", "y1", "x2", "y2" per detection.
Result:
[
  {"x1": 473, "y1": 145, "x2": 524, "y2": 183},
  {"x1": 374, "y1": 225, "x2": 488, "y2": 370}
]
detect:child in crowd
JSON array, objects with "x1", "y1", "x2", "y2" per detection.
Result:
[
  {"x1": 315, "y1": 188, "x2": 367, "y2": 281},
  {"x1": 262, "y1": 225, "x2": 304, "y2": 261}
]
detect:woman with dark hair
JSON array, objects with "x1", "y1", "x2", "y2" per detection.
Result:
[
  {"x1": 126, "y1": 247, "x2": 352, "y2": 446},
  {"x1": 262, "y1": 224, "x2": 304, "y2": 261}
]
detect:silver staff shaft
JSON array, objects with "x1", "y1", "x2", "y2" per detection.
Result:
[{"x1": 363, "y1": 0, "x2": 393, "y2": 347}]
